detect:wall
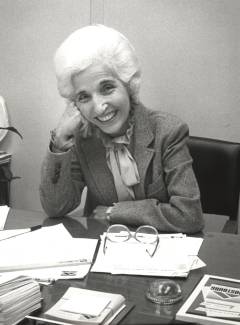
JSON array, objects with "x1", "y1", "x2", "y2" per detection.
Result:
[
  {"x1": 0, "y1": 0, "x2": 90, "y2": 210},
  {"x1": 0, "y1": 0, "x2": 239, "y2": 212},
  {"x1": 104, "y1": 0, "x2": 240, "y2": 141}
]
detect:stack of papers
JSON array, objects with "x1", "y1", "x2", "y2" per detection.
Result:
[
  {"x1": 28, "y1": 287, "x2": 127, "y2": 325},
  {"x1": 0, "y1": 274, "x2": 41, "y2": 325},
  {"x1": 91, "y1": 233, "x2": 205, "y2": 277},
  {"x1": 0, "y1": 224, "x2": 98, "y2": 282}
]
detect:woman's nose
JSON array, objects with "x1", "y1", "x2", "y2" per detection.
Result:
[{"x1": 93, "y1": 96, "x2": 107, "y2": 115}]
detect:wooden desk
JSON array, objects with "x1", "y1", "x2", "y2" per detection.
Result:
[{"x1": 5, "y1": 209, "x2": 240, "y2": 325}]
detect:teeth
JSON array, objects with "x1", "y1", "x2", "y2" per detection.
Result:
[{"x1": 97, "y1": 111, "x2": 115, "y2": 122}]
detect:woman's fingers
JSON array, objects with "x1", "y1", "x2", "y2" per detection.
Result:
[{"x1": 57, "y1": 106, "x2": 82, "y2": 136}]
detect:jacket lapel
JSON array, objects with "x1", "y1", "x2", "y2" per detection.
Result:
[
  {"x1": 132, "y1": 104, "x2": 155, "y2": 199},
  {"x1": 80, "y1": 137, "x2": 118, "y2": 204}
]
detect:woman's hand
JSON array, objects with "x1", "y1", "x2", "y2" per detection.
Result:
[
  {"x1": 51, "y1": 103, "x2": 82, "y2": 152},
  {"x1": 92, "y1": 206, "x2": 112, "y2": 223}
]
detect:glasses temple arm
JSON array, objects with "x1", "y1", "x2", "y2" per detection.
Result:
[{"x1": 149, "y1": 236, "x2": 159, "y2": 257}]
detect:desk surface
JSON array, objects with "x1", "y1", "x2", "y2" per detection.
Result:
[{"x1": 5, "y1": 209, "x2": 240, "y2": 325}]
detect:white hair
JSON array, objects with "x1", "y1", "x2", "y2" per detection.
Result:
[{"x1": 54, "y1": 24, "x2": 141, "y2": 104}]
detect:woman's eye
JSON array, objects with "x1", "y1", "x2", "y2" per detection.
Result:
[
  {"x1": 102, "y1": 84, "x2": 115, "y2": 94},
  {"x1": 77, "y1": 93, "x2": 89, "y2": 103}
]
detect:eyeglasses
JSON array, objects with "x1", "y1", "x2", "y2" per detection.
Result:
[{"x1": 103, "y1": 224, "x2": 159, "y2": 257}]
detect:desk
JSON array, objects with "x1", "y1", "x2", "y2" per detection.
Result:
[{"x1": 4, "y1": 209, "x2": 240, "y2": 325}]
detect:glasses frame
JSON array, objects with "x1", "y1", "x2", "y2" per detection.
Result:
[{"x1": 103, "y1": 224, "x2": 159, "y2": 257}]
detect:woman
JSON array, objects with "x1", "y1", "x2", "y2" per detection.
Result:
[{"x1": 40, "y1": 24, "x2": 204, "y2": 233}]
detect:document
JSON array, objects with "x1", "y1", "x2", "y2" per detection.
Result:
[
  {"x1": 0, "y1": 228, "x2": 31, "y2": 241},
  {"x1": 0, "y1": 224, "x2": 98, "y2": 275},
  {"x1": 60, "y1": 290, "x2": 111, "y2": 317},
  {"x1": 3, "y1": 264, "x2": 92, "y2": 284},
  {"x1": 91, "y1": 233, "x2": 204, "y2": 277}
]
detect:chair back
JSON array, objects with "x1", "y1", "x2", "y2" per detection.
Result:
[{"x1": 187, "y1": 136, "x2": 240, "y2": 221}]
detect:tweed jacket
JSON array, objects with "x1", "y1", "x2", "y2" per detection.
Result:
[{"x1": 40, "y1": 103, "x2": 204, "y2": 234}]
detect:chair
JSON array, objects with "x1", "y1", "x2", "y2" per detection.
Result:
[{"x1": 187, "y1": 136, "x2": 240, "y2": 233}]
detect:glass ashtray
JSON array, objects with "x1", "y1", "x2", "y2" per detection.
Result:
[{"x1": 146, "y1": 280, "x2": 182, "y2": 305}]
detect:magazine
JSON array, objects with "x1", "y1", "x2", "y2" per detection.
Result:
[{"x1": 176, "y1": 274, "x2": 240, "y2": 324}]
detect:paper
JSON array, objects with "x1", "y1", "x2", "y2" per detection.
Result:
[
  {"x1": 0, "y1": 205, "x2": 10, "y2": 230},
  {"x1": 3, "y1": 264, "x2": 92, "y2": 284},
  {"x1": 61, "y1": 291, "x2": 111, "y2": 317},
  {"x1": 44, "y1": 287, "x2": 125, "y2": 324},
  {"x1": 0, "y1": 274, "x2": 41, "y2": 325},
  {"x1": 0, "y1": 228, "x2": 31, "y2": 241},
  {"x1": 189, "y1": 256, "x2": 206, "y2": 270},
  {"x1": 91, "y1": 233, "x2": 204, "y2": 277},
  {"x1": 0, "y1": 224, "x2": 98, "y2": 272}
]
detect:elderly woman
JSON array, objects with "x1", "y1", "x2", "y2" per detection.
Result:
[{"x1": 40, "y1": 24, "x2": 204, "y2": 233}]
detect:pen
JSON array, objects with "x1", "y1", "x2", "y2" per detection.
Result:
[
  {"x1": 0, "y1": 225, "x2": 42, "y2": 242},
  {"x1": 33, "y1": 277, "x2": 55, "y2": 285},
  {"x1": 30, "y1": 225, "x2": 42, "y2": 231}
]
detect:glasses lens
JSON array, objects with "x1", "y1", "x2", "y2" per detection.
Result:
[
  {"x1": 135, "y1": 225, "x2": 158, "y2": 244},
  {"x1": 106, "y1": 224, "x2": 130, "y2": 242}
]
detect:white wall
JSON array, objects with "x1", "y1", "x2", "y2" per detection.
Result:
[
  {"x1": 104, "y1": 0, "x2": 240, "y2": 141},
  {"x1": 0, "y1": 0, "x2": 239, "y2": 212},
  {"x1": 0, "y1": 0, "x2": 90, "y2": 210}
]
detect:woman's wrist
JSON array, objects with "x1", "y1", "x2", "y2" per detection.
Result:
[
  {"x1": 50, "y1": 129, "x2": 73, "y2": 153},
  {"x1": 106, "y1": 206, "x2": 113, "y2": 221}
]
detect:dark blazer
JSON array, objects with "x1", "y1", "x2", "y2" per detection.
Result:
[{"x1": 40, "y1": 104, "x2": 204, "y2": 233}]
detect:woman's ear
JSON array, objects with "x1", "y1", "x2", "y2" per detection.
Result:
[{"x1": 128, "y1": 72, "x2": 141, "y2": 104}]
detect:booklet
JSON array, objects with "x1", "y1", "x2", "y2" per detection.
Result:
[
  {"x1": 27, "y1": 287, "x2": 134, "y2": 325},
  {"x1": 176, "y1": 274, "x2": 240, "y2": 324}
]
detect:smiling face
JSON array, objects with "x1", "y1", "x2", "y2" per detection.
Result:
[{"x1": 72, "y1": 64, "x2": 131, "y2": 137}]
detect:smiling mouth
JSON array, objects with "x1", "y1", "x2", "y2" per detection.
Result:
[{"x1": 96, "y1": 111, "x2": 117, "y2": 123}]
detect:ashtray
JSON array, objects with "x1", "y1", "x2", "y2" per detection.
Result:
[{"x1": 146, "y1": 280, "x2": 182, "y2": 305}]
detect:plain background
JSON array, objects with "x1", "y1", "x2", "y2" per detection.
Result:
[{"x1": 0, "y1": 0, "x2": 239, "y2": 212}]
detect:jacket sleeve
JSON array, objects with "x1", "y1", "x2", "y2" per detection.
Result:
[
  {"x1": 39, "y1": 147, "x2": 85, "y2": 217},
  {"x1": 109, "y1": 120, "x2": 204, "y2": 234}
]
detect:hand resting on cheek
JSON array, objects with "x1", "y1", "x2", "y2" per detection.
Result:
[{"x1": 51, "y1": 103, "x2": 83, "y2": 152}]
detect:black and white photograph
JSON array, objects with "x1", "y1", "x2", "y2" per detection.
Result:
[{"x1": 0, "y1": 1, "x2": 239, "y2": 324}]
